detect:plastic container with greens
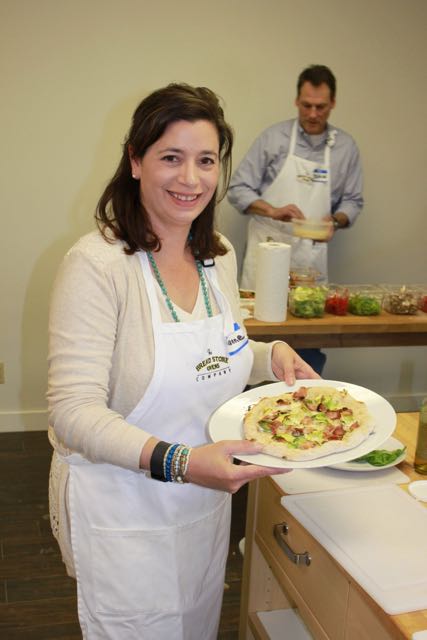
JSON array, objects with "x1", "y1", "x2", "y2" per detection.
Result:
[
  {"x1": 347, "y1": 285, "x2": 383, "y2": 316},
  {"x1": 288, "y1": 285, "x2": 327, "y2": 318}
]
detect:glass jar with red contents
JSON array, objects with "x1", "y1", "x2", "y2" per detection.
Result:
[
  {"x1": 325, "y1": 285, "x2": 349, "y2": 315},
  {"x1": 417, "y1": 287, "x2": 427, "y2": 313}
]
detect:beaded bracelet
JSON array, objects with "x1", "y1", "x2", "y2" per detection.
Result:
[
  {"x1": 164, "y1": 443, "x2": 180, "y2": 482},
  {"x1": 170, "y1": 445, "x2": 188, "y2": 481},
  {"x1": 150, "y1": 441, "x2": 192, "y2": 483},
  {"x1": 166, "y1": 444, "x2": 189, "y2": 483},
  {"x1": 174, "y1": 446, "x2": 192, "y2": 484}
]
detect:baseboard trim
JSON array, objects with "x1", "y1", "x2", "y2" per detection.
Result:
[{"x1": 0, "y1": 410, "x2": 48, "y2": 432}]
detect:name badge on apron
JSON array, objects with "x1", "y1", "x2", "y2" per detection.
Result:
[
  {"x1": 227, "y1": 322, "x2": 249, "y2": 356},
  {"x1": 313, "y1": 168, "x2": 329, "y2": 183}
]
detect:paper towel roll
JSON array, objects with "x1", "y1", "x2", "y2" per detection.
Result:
[{"x1": 254, "y1": 242, "x2": 291, "y2": 322}]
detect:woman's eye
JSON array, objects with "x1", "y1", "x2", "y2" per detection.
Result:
[
  {"x1": 200, "y1": 156, "x2": 215, "y2": 166},
  {"x1": 162, "y1": 155, "x2": 179, "y2": 163}
]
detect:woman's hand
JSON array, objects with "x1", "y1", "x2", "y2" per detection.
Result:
[
  {"x1": 185, "y1": 439, "x2": 290, "y2": 493},
  {"x1": 271, "y1": 341, "x2": 321, "y2": 386}
]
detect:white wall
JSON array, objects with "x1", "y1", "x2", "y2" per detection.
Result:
[{"x1": 1, "y1": 0, "x2": 426, "y2": 430}]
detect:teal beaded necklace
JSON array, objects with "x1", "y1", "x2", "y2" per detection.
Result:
[{"x1": 147, "y1": 251, "x2": 213, "y2": 322}]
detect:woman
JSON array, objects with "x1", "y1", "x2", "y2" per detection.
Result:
[{"x1": 47, "y1": 83, "x2": 318, "y2": 639}]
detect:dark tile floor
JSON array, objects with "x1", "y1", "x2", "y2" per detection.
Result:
[{"x1": 0, "y1": 431, "x2": 247, "y2": 639}]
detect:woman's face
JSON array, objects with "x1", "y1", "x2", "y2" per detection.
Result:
[{"x1": 130, "y1": 119, "x2": 220, "y2": 235}]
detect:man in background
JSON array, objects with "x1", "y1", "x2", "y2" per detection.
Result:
[{"x1": 228, "y1": 64, "x2": 363, "y2": 374}]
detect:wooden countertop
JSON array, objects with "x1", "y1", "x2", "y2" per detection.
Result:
[{"x1": 244, "y1": 311, "x2": 427, "y2": 348}]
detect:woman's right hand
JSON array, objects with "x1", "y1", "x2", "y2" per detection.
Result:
[{"x1": 185, "y1": 439, "x2": 291, "y2": 493}]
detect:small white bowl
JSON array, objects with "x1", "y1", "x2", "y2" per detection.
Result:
[{"x1": 408, "y1": 480, "x2": 427, "y2": 502}]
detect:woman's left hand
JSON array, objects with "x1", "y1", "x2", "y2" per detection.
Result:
[{"x1": 271, "y1": 342, "x2": 321, "y2": 386}]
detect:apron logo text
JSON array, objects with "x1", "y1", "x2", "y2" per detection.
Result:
[
  {"x1": 195, "y1": 354, "x2": 231, "y2": 381},
  {"x1": 196, "y1": 355, "x2": 229, "y2": 372},
  {"x1": 297, "y1": 173, "x2": 314, "y2": 184}
]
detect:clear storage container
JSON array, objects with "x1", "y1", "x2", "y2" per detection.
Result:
[
  {"x1": 239, "y1": 289, "x2": 255, "y2": 319},
  {"x1": 381, "y1": 285, "x2": 420, "y2": 315},
  {"x1": 419, "y1": 291, "x2": 427, "y2": 314},
  {"x1": 289, "y1": 267, "x2": 320, "y2": 288},
  {"x1": 347, "y1": 285, "x2": 383, "y2": 316},
  {"x1": 325, "y1": 284, "x2": 349, "y2": 316},
  {"x1": 292, "y1": 218, "x2": 332, "y2": 241},
  {"x1": 413, "y1": 284, "x2": 427, "y2": 313},
  {"x1": 288, "y1": 285, "x2": 327, "y2": 318}
]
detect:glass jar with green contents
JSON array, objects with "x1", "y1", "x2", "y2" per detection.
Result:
[
  {"x1": 347, "y1": 285, "x2": 383, "y2": 316},
  {"x1": 288, "y1": 285, "x2": 328, "y2": 318}
]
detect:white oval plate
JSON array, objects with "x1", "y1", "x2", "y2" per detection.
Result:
[
  {"x1": 208, "y1": 379, "x2": 397, "y2": 469},
  {"x1": 328, "y1": 436, "x2": 406, "y2": 471}
]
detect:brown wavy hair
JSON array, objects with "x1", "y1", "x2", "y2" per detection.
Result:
[{"x1": 95, "y1": 83, "x2": 233, "y2": 258}]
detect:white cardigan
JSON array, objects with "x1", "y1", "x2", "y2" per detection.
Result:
[{"x1": 47, "y1": 230, "x2": 282, "y2": 576}]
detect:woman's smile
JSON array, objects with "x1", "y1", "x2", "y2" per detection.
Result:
[{"x1": 167, "y1": 190, "x2": 201, "y2": 204}]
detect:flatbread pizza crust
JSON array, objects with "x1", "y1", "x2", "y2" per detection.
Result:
[{"x1": 243, "y1": 385, "x2": 375, "y2": 461}]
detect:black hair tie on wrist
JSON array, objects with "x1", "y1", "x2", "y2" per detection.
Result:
[{"x1": 150, "y1": 441, "x2": 171, "y2": 481}]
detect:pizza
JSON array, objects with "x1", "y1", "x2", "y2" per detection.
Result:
[{"x1": 243, "y1": 385, "x2": 375, "y2": 461}]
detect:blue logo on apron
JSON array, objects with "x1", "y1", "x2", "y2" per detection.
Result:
[{"x1": 227, "y1": 323, "x2": 249, "y2": 356}]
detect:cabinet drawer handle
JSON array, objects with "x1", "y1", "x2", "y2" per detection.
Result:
[{"x1": 274, "y1": 523, "x2": 311, "y2": 566}]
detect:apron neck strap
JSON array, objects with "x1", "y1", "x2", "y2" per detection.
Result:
[{"x1": 290, "y1": 119, "x2": 298, "y2": 154}]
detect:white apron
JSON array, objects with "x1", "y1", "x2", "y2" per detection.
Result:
[
  {"x1": 241, "y1": 119, "x2": 332, "y2": 288},
  {"x1": 64, "y1": 252, "x2": 253, "y2": 639}
]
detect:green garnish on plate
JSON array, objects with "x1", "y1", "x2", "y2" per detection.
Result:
[{"x1": 352, "y1": 447, "x2": 406, "y2": 467}]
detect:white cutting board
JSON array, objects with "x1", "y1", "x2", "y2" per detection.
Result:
[
  {"x1": 282, "y1": 484, "x2": 427, "y2": 614},
  {"x1": 274, "y1": 465, "x2": 409, "y2": 494}
]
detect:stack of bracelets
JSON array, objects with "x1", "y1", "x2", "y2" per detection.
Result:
[{"x1": 150, "y1": 440, "x2": 193, "y2": 483}]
